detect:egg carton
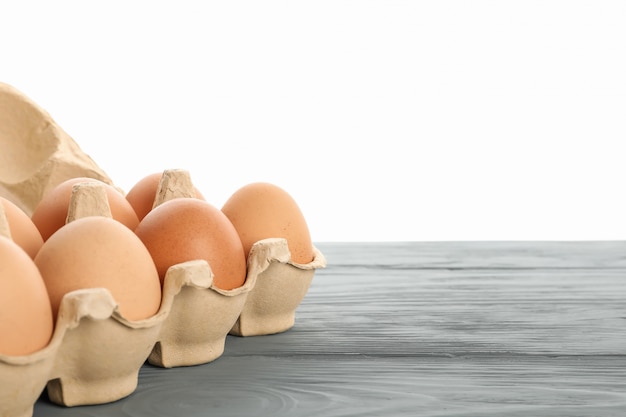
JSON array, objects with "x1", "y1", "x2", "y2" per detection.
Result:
[
  {"x1": 0, "y1": 84, "x2": 327, "y2": 416},
  {"x1": 0, "y1": 240, "x2": 325, "y2": 416},
  {"x1": 0, "y1": 81, "x2": 116, "y2": 217}
]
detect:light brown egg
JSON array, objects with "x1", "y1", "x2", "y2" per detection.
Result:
[
  {"x1": 221, "y1": 182, "x2": 314, "y2": 264},
  {"x1": 31, "y1": 177, "x2": 139, "y2": 241},
  {"x1": 134, "y1": 198, "x2": 246, "y2": 290},
  {"x1": 125, "y1": 171, "x2": 205, "y2": 221},
  {"x1": 0, "y1": 196, "x2": 44, "y2": 258},
  {"x1": 34, "y1": 216, "x2": 162, "y2": 320},
  {"x1": 0, "y1": 236, "x2": 54, "y2": 356}
]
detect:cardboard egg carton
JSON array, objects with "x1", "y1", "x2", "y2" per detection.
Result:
[
  {"x1": 0, "y1": 83, "x2": 327, "y2": 416},
  {"x1": 0, "y1": 82, "x2": 116, "y2": 217},
  {"x1": 1, "y1": 182, "x2": 246, "y2": 411}
]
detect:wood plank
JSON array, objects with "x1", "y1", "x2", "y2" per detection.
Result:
[
  {"x1": 33, "y1": 242, "x2": 626, "y2": 416},
  {"x1": 291, "y1": 267, "x2": 626, "y2": 356},
  {"x1": 316, "y1": 241, "x2": 626, "y2": 268},
  {"x1": 36, "y1": 355, "x2": 626, "y2": 417}
]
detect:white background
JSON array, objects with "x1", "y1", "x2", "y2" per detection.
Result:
[{"x1": 2, "y1": 1, "x2": 625, "y2": 242}]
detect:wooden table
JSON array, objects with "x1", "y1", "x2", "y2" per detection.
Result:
[{"x1": 34, "y1": 242, "x2": 626, "y2": 416}]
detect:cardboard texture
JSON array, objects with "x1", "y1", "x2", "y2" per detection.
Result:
[
  {"x1": 153, "y1": 168, "x2": 197, "y2": 206},
  {"x1": 147, "y1": 259, "x2": 253, "y2": 368},
  {"x1": 45, "y1": 288, "x2": 164, "y2": 406},
  {"x1": 0, "y1": 345, "x2": 57, "y2": 417},
  {"x1": 0, "y1": 82, "x2": 115, "y2": 216},
  {"x1": 231, "y1": 238, "x2": 327, "y2": 336},
  {"x1": 0, "y1": 82, "x2": 326, "y2": 417}
]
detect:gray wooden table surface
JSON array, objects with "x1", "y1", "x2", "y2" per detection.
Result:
[{"x1": 34, "y1": 241, "x2": 626, "y2": 416}]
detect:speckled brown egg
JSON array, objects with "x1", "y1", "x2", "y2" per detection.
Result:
[
  {"x1": 0, "y1": 196, "x2": 43, "y2": 259},
  {"x1": 125, "y1": 171, "x2": 205, "y2": 221},
  {"x1": 134, "y1": 198, "x2": 246, "y2": 290},
  {"x1": 221, "y1": 182, "x2": 314, "y2": 264},
  {"x1": 31, "y1": 177, "x2": 139, "y2": 241},
  {"x1": 34, "y1": 216, "x2": 162, "y2": 321},
  {"x1": 0, "y1": 236, "x2": 54, "y2": 356}
]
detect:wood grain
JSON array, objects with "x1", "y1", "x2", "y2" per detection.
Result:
[{"x1": 33, "y1": 242, "x2": 626, "y2": 416}]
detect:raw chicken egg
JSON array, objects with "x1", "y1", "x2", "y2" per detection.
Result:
[
  {"x1": 0, "y1": 196, "x2": 43, "y2": 258},
  {"x1": 221, "y1": 182, "x2": 314, "y2": 264},
  {"x1": 134, "y1": 198, "x2": 246, "y2": 290},
  {"x1": 31, "y1": 177, "x2": 139, "y2": 241},
  {"x1": 34, "y1": 216, "x2": 162, "y2": 320},
  {"x1": 0, "y1": 235, "x2": 54, "y2": 356},
  {"x1": 125, "y1": 171, "x2": 205, "y2": 221}
]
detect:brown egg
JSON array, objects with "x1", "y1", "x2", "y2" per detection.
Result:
[
  {"x1": 0, "y1": 236, "x2": 54, "y2": 356},
  {"x1": 34, "y1": 216, "x2": 162, "y2": 320},
  {"x1": 125, "y1": 171, "x2": 205, "y2": 221},
  {"x1": 0, "y1": 196, "x2": 44, "y2": 258},
  {"x1": 31, "y1": 177, "x2": 139, "y2": 241},
  {"x1": 134, "y1": 198, "x2": 246, "y2": 290},
  {"x1": 221, "y1": 182, "x2": 314, "y2": 264}
]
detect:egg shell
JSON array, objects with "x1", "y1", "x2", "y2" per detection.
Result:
[
  {"x1": 0, "y1": 196, "x2": 44, "y2": 258},
  {"x1": 30, "y1": 177, "x2": 139, "y2": 241},
  {"x1": 34, "y1": 215, "x2": 162, "y2": 321},
  {"x1": 221, "y1": 182, "x2": 314, "y2": 264},
  {"x1": 135, "y1": 197, "x2": 247, "y2": 290},
  {"x1": 0, "y1": 236, "x2": 54, "y2": 356},
  {"x1": 230, "y1": 238, "x2": 327, "y2": 336},
  {"x1": 125, "y1": 170, "x2": 205, "y2": 221},
  {"x1": 0, "y1": 220, "x2": 55, "y2": 416}
]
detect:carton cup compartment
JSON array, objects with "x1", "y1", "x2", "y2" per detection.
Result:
[
  {"x1": 46, "y1": 288, "x2": 164, "y2": 407},
  {"x1": 230, "y1": 238, "x2": 327, "y2": 337},
  {"x1": 148, "y1": 259, "x2": 255, "y2": 368},
  {"x1": 144, "y1": 169, "x2": 257, "y2": 367},
  {"x1": 0, "y1": 344, "x2": 59, "y2": 417}
]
